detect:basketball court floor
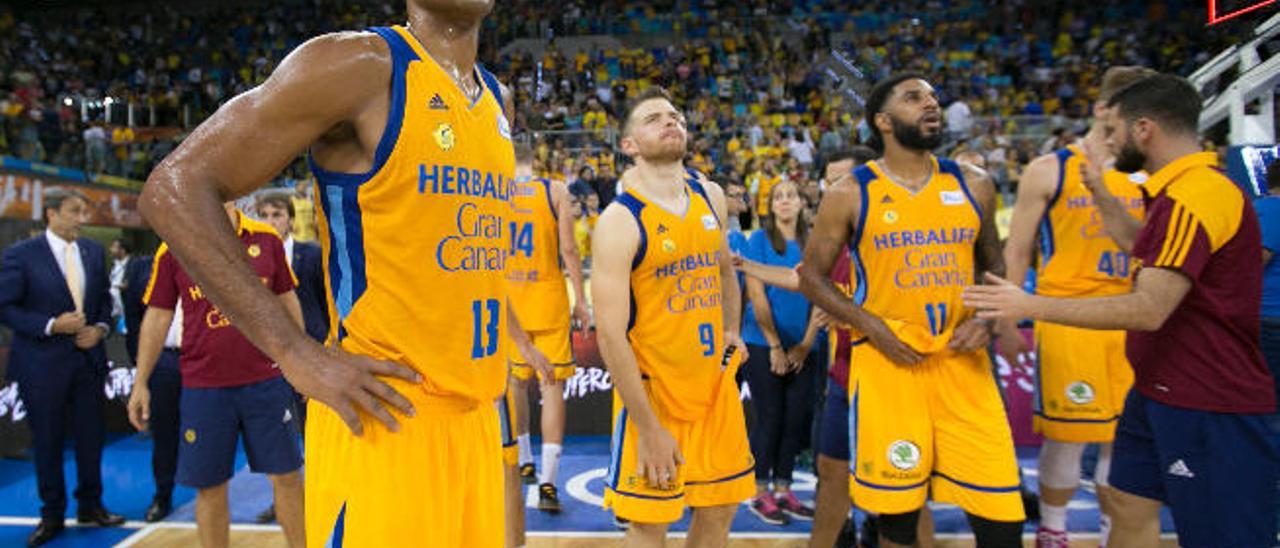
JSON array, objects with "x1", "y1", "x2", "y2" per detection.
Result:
[{"x1": 0, "y1": 435, "x2": 1179, "y2": 547}]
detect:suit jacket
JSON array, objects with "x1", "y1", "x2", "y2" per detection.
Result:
[
  {"x1": 122, "y1": 255, "x2": 153, "y2": 359},
  {"x1": 0, "y1": 235, "x2": 112, "y2": 381},
  {"x1": 292, "y1": 241, "x2": 330, "y2": 343}
]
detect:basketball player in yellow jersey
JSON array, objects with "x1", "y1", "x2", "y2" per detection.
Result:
[
  {"x1": 798, "y1": 74, "x2": 1024, "y2": 547},
  {"x1": 506, "y1": 142, "x2": 591, "y2": 513},
  {"x1": 593, "y1": 87, "x2": 753, "y2": 547},
  {"x1": 137, "y1": 1, "x2": 537, "y2": 546},
  {"x1": 1000, "y1": 66, "x2": 1154, "y2": 546}
]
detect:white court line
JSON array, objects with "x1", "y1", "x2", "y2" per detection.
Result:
[
  {"x1": 0, "y1": 516, "x2": 150, "y2": 528},
  {"x1": 114, "y1": 523, "x2": 161, "y2": 547}
]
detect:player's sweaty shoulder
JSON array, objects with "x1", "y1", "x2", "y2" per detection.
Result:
[{"x1": 268, "y1": 31, "x2": 392, "y2": 111}]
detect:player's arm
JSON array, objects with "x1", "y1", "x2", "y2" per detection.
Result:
[
  {"x1": 990, "y1": 154, "x2": 1056, "y2": 357},
  {"x1": 591, "y1": 205, "x2": 682, "y2": 489},
  {"x1": 553, "y1": 180, "x2": 590, "y2": 329},
  {"x1": 128, "y1": 306, "x2": 174, "y2": 431},
  {"x1": 735, "y1": 257, "x2": 800, "y2": 291},
  {"x1": 507, "y1": 304, "x2": 552, "y2": 384},
  {"x1": 798, "y1": 179, "x2": 923, "y2": 365},
  {"x1": 701, "y1": 178, "x2": 746, "y2": 354},
  {"x1": 280, "y1": 290, "x2": 304, "y2": 330},
  {"x1": 138, "y1": 33, "x2": 419, "y2": 436},
  {"x1": 1080, "y1": 139, "x2": 1141, "y2": 251},
  {"x1": 965, "y1": 268, "x2": 1189, "y2": 331}
]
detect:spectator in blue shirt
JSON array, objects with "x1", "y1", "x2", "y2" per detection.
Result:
[{"x1": 740, "y1": 179, "x2": 825, "y2": 526}]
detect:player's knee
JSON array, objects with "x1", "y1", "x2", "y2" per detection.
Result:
[
  {"x1": 626, "y1": 520, "x2": 670, "y2": 543},
  {"x1": 1106, "y1": 489, "x2": 1162, "y2": 522},
  {"x1": 878, "y1": 510, "x2": 921, "y2": 546},
  {"x1": 1038, "y1": 439, "x2": 1086, "y2": 489},
  {"x1": 816, "y1": 454, "x2": 846, "y2": 483},
  {"x1": 966, "y1": 514, "x2": 1022, "y2": 548},
  {"x1": 269, "y1": 470, "x2": 302, "y2": 488}
]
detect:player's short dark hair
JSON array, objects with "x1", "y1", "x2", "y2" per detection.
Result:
[
  {"x1": 514, "y1": 142, "x2": 534, "y2": 166},
  {"x1": 112, "y1": 238, "x2": 132, "y2": 254},
  {"x1": 864, "y1": 73, "x2": 928, "y2": 153},
  {"x1": 1107, "y1": 73, "x2": 1202, "y2": 137},
  {"x1": 622, "y1": 86, "x2": 676, "y2": 136},
  {"x1": 43, "y1": 187, "x2": 88, "y2": 222},
  {"x1": 1267, "y1": 158, "x2": 1280, "y2": 192},
  {"x1": 255, "y1": 191, "x2": 295, "y2": 220},
  {"x1": 1098, "y1": 66, "x2": 1159, "y2": 103}
]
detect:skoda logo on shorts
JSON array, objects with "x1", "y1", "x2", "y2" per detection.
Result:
[
  {"x1": 887, "y1": 440, "x2": 921, "y2": 471},
  {"x1": 1066, "y1": 381, "x2": 1096, "y2": 405}
]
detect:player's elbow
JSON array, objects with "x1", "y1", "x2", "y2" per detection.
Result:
[{"x1": 1131, "y1": 304, "x2": 1174, "y2": 332}]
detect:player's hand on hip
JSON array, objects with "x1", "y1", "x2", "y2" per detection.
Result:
[
  {"x1": 963, "y1": 272, "x2": 1037, "y2": 321},
  {"x1": 281, "y1": 342, "x2": 422, "y2": 436},
  {"x1": 126, "y1": 386, "x2": 150, "y2": 432},
  {"x1": 636, "y1": 424, "x2": 683, "y2": 491},
  {"x1": 948, "y1": 317, "x2": 993, "y2": 352},
  {"x1": 862, "y1": 316, "x2": 924, "y2": 366}
]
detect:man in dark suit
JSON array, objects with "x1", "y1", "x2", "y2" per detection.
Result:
[
  {"x1": 121, "y1": 253, "x2": 152, "y2": 364},
  {"x1": 0, "y1": 187, "x2": 125, "y2": 546},
  {"x1": 254, "y1": 191, "x2": 328, "y2": 523}
]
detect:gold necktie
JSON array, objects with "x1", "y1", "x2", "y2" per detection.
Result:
[{"x1": 64, "y1": 243, "x2": 83, "y2": 312}]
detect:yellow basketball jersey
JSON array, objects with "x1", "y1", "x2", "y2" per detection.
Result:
[
  {"x1": 617, "y1": 174, "x2": 726, "y2": 421},
  {"x1": 309, "y1": 25, "x2": 515, "y2": 405},
  {"x1": 506, "y1": 177, "x2": 569, "y2": 331},
  {"x1": 1036, "y1": 146, "x2": 1146, "y2": 298},
  {"x1": 849, "y1": 158, "x2": 981, "y2": 353}
]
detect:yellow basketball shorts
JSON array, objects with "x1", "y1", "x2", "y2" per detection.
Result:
[
  {"x1": 1033, "y1": 321, "x2": 1133, "y2": 443},
  {"x1": 603, "y1": 369, "x2": 755, "y2": 524},
  {"x1": 510, "y1": 324, "x2": 575, "y2": 381},
  {"x1": 848, "y1": 344, "x2": 1025, "y2": 522},
  {"x1": 305, "y1": 381, "x2": 504, "y2": 548},
  {"x1": 497, "y1": 388, "x2": 518, "y2": 467}
]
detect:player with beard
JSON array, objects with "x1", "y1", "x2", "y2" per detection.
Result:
[
  {"x1": 966, "y1": 74, "x2": 1278, "y2": 548},
  {"x1": 594, "y1": 87, "x2": 753, "y2": 547},
  {"x1": 798, "y1": 74, "x2": 1025, "y2": 547},
  {"x1": 138, "y1": 0, "x2": 536, "y2": 545},
  {"x1": 999, "y1": 66, "x2": 1154, "y2": 547}
]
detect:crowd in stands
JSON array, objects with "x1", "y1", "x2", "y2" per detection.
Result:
[{"x1": 0, "y1": 1, "x2": 1247, "y2": 205}]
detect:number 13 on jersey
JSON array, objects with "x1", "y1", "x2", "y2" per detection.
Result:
[{"x1": 471, "y1": 299, "x2": 501, "y2": 359}]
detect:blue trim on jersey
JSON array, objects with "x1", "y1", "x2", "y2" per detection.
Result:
[
  {"x1": 1032, "y1": 340, "x2": 1044, "y2": 414},
  {"x1": 498, "y1": 393, "x2": 515, "y2": 446},
  {"x1": 687, "y1": 176, "x2": 721, "y2": 228},
  {"x1": 626, "y1": 290, "x2": 637, "y2": 334},
  {"x1": 850, "y1": 166, "x2": 875, "y2": 305},
  {"x1": 933, "y1": 472, "x2": 1021, "y2": 493},
  {"x1": 478, "y1": 65, "x2": 504, "y2": 116},
  {"x1": 1034, "y1": 411, "x2": 1121, "y2": 424},
  {"x1": 850, "y1": 474, "x2": 930, "y2": 492},
  {"x1": 320, "y1": 185, "x2": 367, "y2": 338},
  {"x1": 847, "y1": 381, "x2": 859, "y2": 476},
  {"x1": 609, "y1": 488, "x2": 684, "y2": 501},
  {"x1": 326, "y1": 503, "x2": 346, "y2": 548},
  {"x1": 1037, "y1": 148, "x2": 1073, "y2": 270},
  {"x1": 539, "y1": 178, "x2": 558, "y2": 221},
  {"x1": 607, "y1": 407, "x2": 628, "y2": 489},
  {"x1": 307, "y1": 26, "x2": 413, "y2": 187},
  {"x1": 939, "y1": 158, "x2": 983, "y2": 221},
  {"x1": 616, "y1": 193, "x2": 648, "y2": 270},
  {"x1": 685, "y1": 464, "x2": 754, "y2": 486}
]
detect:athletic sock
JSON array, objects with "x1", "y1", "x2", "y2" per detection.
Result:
[
  {"x1": 539, "y1": 443, "x2": 562, "y2": 485},
  {"x1": 1039, "y1": 502, "x2": 1068, "y2": 531},
  {"x1": 1098, "y1": 514, "x2": 1112, "y2": 548},
  {"x1": 517, "y1": 434, "x2": 533, "y2": 467}
]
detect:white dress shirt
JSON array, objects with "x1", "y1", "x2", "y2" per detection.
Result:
[{"x1": 283, "y1": 235, "x2": 295, "y2": 268}]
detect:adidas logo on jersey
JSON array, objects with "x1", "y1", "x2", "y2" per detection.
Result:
[
  {"x1": 881, "y1": 195, "x2": 894, "y2": 204},
  {"x1": 1167, "y1": 459, "x2": 1195, "y2": 478},
  {"x1": 429, "y1": 94, "x2": 449, "y2": 110},
  {"x1": 656, "y1": 224, "x2": 669, "y2": 234}
]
